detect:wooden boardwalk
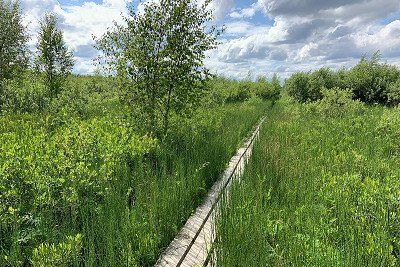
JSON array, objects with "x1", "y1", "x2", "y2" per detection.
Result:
[{"x1": 155, "y1": 118, "x2": 265, "y2": 267}]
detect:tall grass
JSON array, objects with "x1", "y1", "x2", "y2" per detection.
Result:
[
  {"x1": 0, "y1": 98, "x2": 270, "y2": 266},
  {"x1": 214, "y1": 100, "x2": 400, "y2": 266}
]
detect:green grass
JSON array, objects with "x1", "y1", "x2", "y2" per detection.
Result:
[
  {"x1": 0, "y1": 97, "x2": 270, "y2": 266},
  {"x1": 214, "y1": 100, "x2": 400, "y2": 266}
]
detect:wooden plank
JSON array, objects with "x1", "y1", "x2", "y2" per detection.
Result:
[{"x1": 155, "y1": 117, "x2": 265, "y2": 267}]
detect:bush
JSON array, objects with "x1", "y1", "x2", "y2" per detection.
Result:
[
  {"x1": 31, "y1": 234, "x2": 82, "y2": 267},
  {"x1": 0, "y1": 116, "x2": 155, "y2": 265},
  {"x1": 285, "y1": 53, "x2": 400, "y2": 106},
  {"x1": 0, "y1": 76, "x2": 49, "y2": 113},
  {"x1": 307, "y1": 87, "x2": 365, "y2": 118},
  {"x1": 285, "y1": 72, "x2": 311, "y2": 102},
  {"x1": 255, "y1": 75, "x2": 281, "y2": 104},
  {"x1": 346, "y1": 53, "x2": 400, "y2": 105},
  {"x1": 308, "y1": 68, "x2": 338, "y2": 99},
  {"x1": 256, "y1": 83, "x2": 280, "y2": 103},
  {"x1": 285, "y1": 68, "x2": 339, "y2": 103},
  {"x1": 226, "y1": 82, "x2": 252, "y2": 103},
  {"x1": 387, "y1": 79, "x2": 400, "y2": 106},
  {"x1": 255, "y1": 83, "x2": 272, "y2": 100},
  {"x1": 203, "y1": 77, "x2": 231, "y2": 107},
  {"x1": 48, "y1": 81, "x2": 89, "y2": 118}
]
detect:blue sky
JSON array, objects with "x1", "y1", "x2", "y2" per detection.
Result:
[{"x1": 21, "y1": 0, "x2": 400, "y2": 79}]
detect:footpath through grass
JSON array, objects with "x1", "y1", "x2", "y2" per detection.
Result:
[
  {"x1": 0, "y1": 99, "x2": 270, "y2": 266},
  {"x1": 214, "y1": 99, "x2": 400, "y2": 266}
]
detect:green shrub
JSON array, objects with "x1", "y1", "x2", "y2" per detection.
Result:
[
  {"x1": 285, "y1": 72, "x2": 311, "y2": 102},
  {"x1": 48, "y1": 82, "x2": 89, "y2": 118},
  {"x1": 307, "y1": 67, "x2": 338, "y2": 99},
  {"x1": 203, "y1": 77, "x2": 265, "y2": 106},
  {"x1": 254, "y1": 77, "x2": 270, "y2": 100},
  {"x1": 256, "y1": 83, "x2": 280, "y2": 103},
  {"x1": 307, "y1": 87, "x2": 365, "y2": 118},
  {"x1": 202, "y1": 77, "x2": 230, "y2": 107},
  {"x1": 226, "y1": 82, "x2": 252, "y2": 103},
  {"x1": 346, "y1": 53, "x2": 400, "y2": 105},
  {"x1": 0, "y1": 115, "x2": 155, "y2": 265},
  {"x1": 387, "y1": 79, "x2": 400, "y2": 106},
  {"x1": 285, "y1": 53, "x2": 400, "y2": 106},
  {"x1": 285, "y1": 68, "x2": 339, "y2": 103},
  {"x1": 0, "y1": 76, "x2": 49, "y2": 113},
  {"x1": 31, "y1": 234, "x2": 82, "y2": 267},
  {"x1": 270, "y1": 74, "x2": 282, "y2": 104}
]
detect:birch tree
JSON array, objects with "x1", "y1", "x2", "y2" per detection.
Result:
[
  {"x1": 97, "y1": 0, "x2": 220, "y2": 138},
  {"x1": 35, "y1": 13, "x2": 74, "y2": 97}
]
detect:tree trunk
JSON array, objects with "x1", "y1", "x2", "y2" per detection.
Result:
[{"x1": 163, "y1": 84, "x2": 173, "y2": 139}]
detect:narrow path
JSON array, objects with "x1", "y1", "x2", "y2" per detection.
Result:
[{"x1": 155, "y1": 117, "x2": 265, "y2": 267}]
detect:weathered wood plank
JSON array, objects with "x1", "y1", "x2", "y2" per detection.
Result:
[{"x1": 155, "y1": 117, "x2": 265, "y2": 267}]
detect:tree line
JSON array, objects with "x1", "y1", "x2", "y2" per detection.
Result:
[{"x1": 285, "y1": 52, "x2": 400, "y2": 106}]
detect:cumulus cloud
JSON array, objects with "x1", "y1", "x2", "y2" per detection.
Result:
[
  {"x1": 21, "y1": 0, "x2": 129, "y2": 73},
  {"x1": 209, "y1": 0, "x2": 234, "y2": 20},
  {"x1": 21, "y1": 0, "x2": 235, "y2": 73},
  {"x1": 229, "y1": 3, "x2": 259, "y2": 19},
  {"x1": 20, "y1": 0, "x2": 400, "y2": 77},
  {"x1": 204, "y1": 0, "x2": 400, "y2": 79},
  {"x1": 258, "y1": 0, "x2": 364, "y2": 17}
]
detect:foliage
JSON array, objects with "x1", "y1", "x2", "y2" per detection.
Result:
[
  {"x1": 285, "y1": 53, "x2": 400, "y2": 106},
  {"x1": 31, "y1": 234, "x2": 82, "y2": 267},
  {"x1": 97, "y1": 0, "x2": 220, "y2": 138},
  {"x1": 225, "y1": 81, "x2": 252, "y2": 103},
  {"x1": 0, "y1": 114, "x2": 155, "y2": 266},
  {"x1": 0, "y1": 0, "x2": 29, "y2": 82},
  {"x1": 305, "y1": 87, "x2": 365, "y2": 118},
  {"x1": 0, "y1": 74, "x2": 49, "y2": 113},
  {"x1": 286, "y1": 67, "x2": 339, "y2": 103},
  {"x1": 307, "y1": 67, "x2": 338, "y2": 100},
  {"x1": 201, "y1": 77, "x2": 230, "y2": 107},
  {"x1": 285, "y1": 72, "x2": 312, "y2": 102},
  {"x1": 0, "y1": 98, "x2": 269, "y2": 266},
  {"x1": 48, "y1": 80, "x2": 89, "y2": 118},
  {"x1": 387, "y1": 78, "x2": 400, "y2": 106},
  {"x1": 35, "y1": 13, "x2": 74, "y2": 97},
  {"x1": 214, "y1": 101, "x2": 400, "y2": 266},
  {"x1": 256, "y1": 74, "x2": 281, "y2": 104},
  {"x1": 346, "y1": 52, "x2": 400, "y2": 105},
  {"x1": 0, "y1": 0, "x2": 29, "y2": 113},
  {"x1": 204, "y1": 75, "x2": 281, "y2": 106}
]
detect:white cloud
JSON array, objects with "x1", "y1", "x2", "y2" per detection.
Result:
[
  {"x1": 203, "y1": 0, "x2": 400, "y2": 79},
  {"x1": 223, "y1": 21, "x2": 270, "y2": 37},
  {"x1": 22, "y1": 0, "x2": 129, "y2": 73},
  {"x1": 21, "y1": 0, "x2": 235, "y2": 73},
  {"x1": 208, "y1": 0, "x2": 234, "y2": 20},
  {"x1": 229, "y1": 3, "x2": 259, "y2": 19},
  {"x1": 59, "y1": 1, "x2": 128, "y2": 47},
  {"x1": 21, "y1": 0, "x2": 400, "y2": 77}
]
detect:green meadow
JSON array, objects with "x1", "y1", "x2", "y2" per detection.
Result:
[
  {"x1": 2, "y1": 0, "x2": 400, "y2": 266},
  {"x1": 214, "y1": 95, "x2": 400, "y2": 266}
]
